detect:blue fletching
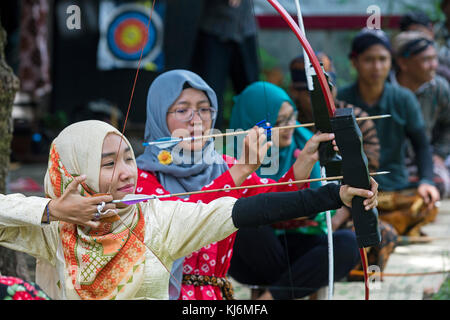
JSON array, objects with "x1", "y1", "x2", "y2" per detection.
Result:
[{"x1": 142, "y1": 137, "x2": 183, "y2": 149}]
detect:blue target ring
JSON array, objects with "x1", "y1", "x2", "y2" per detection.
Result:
[{"x1": 106, "y1": 11, "x2": 156, "y2": 61}]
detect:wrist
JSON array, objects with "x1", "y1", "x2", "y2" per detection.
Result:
[
  {"x1": 234, "y1": 160, "x2": 255, "y2": 176},
  {"x1": 46, "y1": 200, "x2": 58, "y2": 222},
  {"x1": 293, "y1": 155, "x2": 316, "y2": 180},
  {"x1": 229, "y1": 162, "x2": 254, "y2": 187}
]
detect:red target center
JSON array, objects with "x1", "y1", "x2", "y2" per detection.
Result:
[{"x1": 114, "y1": 18, "x2": 149, "y2": 54}]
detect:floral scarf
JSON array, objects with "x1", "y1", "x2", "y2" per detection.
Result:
[{"x1": 44, "y1": 120, "x2": 146, "y2": 300}]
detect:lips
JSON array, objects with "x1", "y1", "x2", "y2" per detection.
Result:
[{"x1": 117, "y1": 184, "x2": 135, "y2": 193}]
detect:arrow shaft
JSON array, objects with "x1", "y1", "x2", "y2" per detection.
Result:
[
  {"x1": 113, "y1": 171, "x2": 389, "y2": 204},
  {"x1": 144, "y1": 115, "x2": 391, "y2": 147}
]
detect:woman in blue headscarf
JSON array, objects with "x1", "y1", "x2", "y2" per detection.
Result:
[
  {"x1": 227, "y1": 81, "x2": 360, "y2": 299},
  {"x1": 134, "y1": 70, "x2": 338, "y2": 300}
]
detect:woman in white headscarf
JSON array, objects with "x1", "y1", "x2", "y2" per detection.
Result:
[{"x1": 0, "y1": 120, "x2": 378, "y2": 300}]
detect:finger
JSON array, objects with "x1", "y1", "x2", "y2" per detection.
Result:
[
  {"x1": 89, "y1": 194, "x2": 114, "y2": 204},
  {"x1": 369, "y1": 177, "x2": 378, "y2": 193},
  {"x1": 258, "y1": 132, "x2": 267, "y2": 144},
  {"x1": 364, "y1": 196, "x2": 377, "y2": 207},
  {"x1": 260, "y1": 141, "x2": 272, "y2": 159},
  {"x1": 103, "y1": 203, "x2": 116, "y2": 211},
  {"x1": 432, "y1": 189, "x2": 441, "y2": 203},
  {"x1": 348, "y1": 187, "x2": 374, "y2": 199},
  {"x1": 314, "y1": 133, "x2": 335, "y2": 143},
  {"x1": 365, "y1": 199, "x2": 378, "y2": 211},
  {"x1": 66, "y1": 175, "x2": 87, "y2": 193},
  {"x1": 247, "y1": 128, "x2": 258, "y2": 141}
]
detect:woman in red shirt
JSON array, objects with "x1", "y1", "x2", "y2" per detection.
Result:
[{"x1": 135, "y1": 70, "x2": 335, "y2": 300}]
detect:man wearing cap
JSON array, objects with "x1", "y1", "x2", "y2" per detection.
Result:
[
  {"x1": 391, "y1": 31, "x2": 450, "y2": 199},
  {"x1": 289, "y1": 53, "x2": 380, "y2": 171},
  {"x1": 399, "y1": 11, "x2": 435, "y2": 39},
  {"x1": 337, "y1": 28, "x2": 440, "y2": 236},
  {"x1": 399, "y1": 10, "x2": 450, "y2": 84}
]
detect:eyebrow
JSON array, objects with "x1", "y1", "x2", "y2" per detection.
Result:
[
  {"x1": 101, "y1": 147, "x2": 131, "y2": 158},
  {"x1": 175, "y1": 99, "x2": 211, "y2": 106}
]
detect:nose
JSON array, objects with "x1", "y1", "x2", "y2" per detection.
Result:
[
  {"x1": 189, "y1": 109, "x2": 203, "y2": 126},
  {"x1": 430, "y1": 58, "x2": 438, "y2": 71},
  {"x1": 117, "y1": 159, "x2": 134, "y2": 181},
  {"x1": 373, "y1": 59, "x2": 383, "y2": 71}
]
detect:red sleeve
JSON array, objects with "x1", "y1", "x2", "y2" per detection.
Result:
[
  {"x1": 136, "y1": 166, "x2": 240, "y2": 204},
  {"x1": 136, "y1": 169, "x2": 180, "y2": 201},
  {"x1": 239, "y1": 165, "x2": 308, "y2": 198},
  {"x1": 188, "y1": 169, "x2": 241, "y2": 203}
]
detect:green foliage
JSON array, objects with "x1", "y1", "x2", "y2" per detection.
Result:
[
  {"x1": 432, "y1": 276, "x2": 450, "y2": 300},
  {"x1": 42, "y1": 111, "x2": 69, "y2": 131}
]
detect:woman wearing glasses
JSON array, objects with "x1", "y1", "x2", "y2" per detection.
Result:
[
  {"x1": 135, "y1": 70, "x2": 336, "y2": 300},
  {"x1": 227, "y1": 81, "x2": 360, "y2": 300}
]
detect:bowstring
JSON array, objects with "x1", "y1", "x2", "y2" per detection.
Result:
[
  {"x1": 108, "y1": 0, "x2": 156, "y2": 192},
  {"x1": 105, "y1": 0, "x2": 189, "y2": 298}
]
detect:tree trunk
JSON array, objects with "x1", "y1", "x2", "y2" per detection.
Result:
[
  {"x1": 0, "y1": 19, "x2": 19, "y2": 192},
  {"x1": 0, "y1": 17, "x2": 34, "y2": 282}
]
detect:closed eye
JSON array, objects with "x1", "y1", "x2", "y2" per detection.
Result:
[{"x1": 102, "y1": 161, "x2": 115, "y2": 167}]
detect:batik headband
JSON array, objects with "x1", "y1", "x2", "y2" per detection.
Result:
[{"x1": 399, "y1": 38, "x2": 434, "y2": 58}]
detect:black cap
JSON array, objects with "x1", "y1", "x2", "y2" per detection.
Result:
[
  {"x1": 400, "y1": 11, "x2": 431, "y2": 31},
  {"x1": 350, "y1": 28, "x2": 392, "y2": 58}
]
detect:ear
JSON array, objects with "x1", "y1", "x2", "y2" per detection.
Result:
[
  {"x1": 395, "y1": 57, "x2": 408, "y2": 72},
  {"x1": 350, "y1": 56, "x2": 358, "y2": 70}
]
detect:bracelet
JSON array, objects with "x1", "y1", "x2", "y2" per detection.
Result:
[{"x1": 44, "y1": 203, "x2": 51, "y2": 224}]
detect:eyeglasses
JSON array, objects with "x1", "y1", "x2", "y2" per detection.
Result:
[
  {"x1": 167, "y1": 107, "x2": 217, "y2": 122},
  {"x1": 275, "y1": 110, "x2": 298, "y2": 127}
]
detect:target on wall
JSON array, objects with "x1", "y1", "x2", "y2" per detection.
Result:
[{"x1": 98, "y1": 1, "x2": 164, "y2": 71}]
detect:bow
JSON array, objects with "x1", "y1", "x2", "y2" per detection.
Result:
[{"x1": 265, "y1": 0, "x2": 381, "y2": 300}]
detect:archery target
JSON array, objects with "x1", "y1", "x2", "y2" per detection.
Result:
[{"x1": 98, "y1": 2, "x2": 164, "y2": 70}]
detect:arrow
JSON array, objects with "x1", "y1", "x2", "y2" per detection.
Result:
[
  {"x1": 112, "y1": 171, "x2": 389, "y2": 205},
  {"x1": 142, "y1": 115, "x2": 391, "y2": 149}
]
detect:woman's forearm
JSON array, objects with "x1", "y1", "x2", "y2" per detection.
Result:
[
  {"x1": 231, "y1": 183, "x2": 343, "y2": 228},
  {"x1": 228, "y1": 163, "x2": 254, "y2": 187}
]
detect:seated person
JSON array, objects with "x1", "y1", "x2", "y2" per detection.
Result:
[
  {"x1": 227, "y1": 81, "x2": 360, "y2": 300},
  {"x1": 433, "y1": 0, "x2": 450, "y2": 82},
  {"x1": 289, "y1": 52, "x2": 396, "y2": 276},
  {"x1": 391, "y1": 30, "x2": 450, "y2": 199},
  {"x1": 337, "y1": 28, "x2": 440, "y2": 237}
]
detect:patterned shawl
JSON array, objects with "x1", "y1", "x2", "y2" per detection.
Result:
[{"x1": 44, "y1": 120, "x2": 146, "y2": 300}]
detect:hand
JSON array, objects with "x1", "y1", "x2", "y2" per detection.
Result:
[
  {"x1": 339, "y1": 177, "x2": 378, "y2": 210},
  {"x1": 229, "y1": 0, "x2": 241, "y2": 7},
  {"x1": 417, "y1": 183, "x2": 440, "y2": 210},
  {"x1": 47, "y1": 175, "x2": 118, "y2": 228},
  {"x1": 331, "y1": 207, "x2": 351, "y2": 231},
  {"x1": 433, "y1": 154, "x2": 445, "y2": 167},
  {"x1": 295, "y1": 132, "x2": 337, "y2": 165},
  {"x1": 236, "y1": 126, "x2": 272, "y2": 173},
  {"x1": 293, "y1": 132, "x2": 337, "y2": 181}
]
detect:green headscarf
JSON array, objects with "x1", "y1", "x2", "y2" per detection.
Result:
[{"x1": 229, "y1": 81, "x2": 333, "y2": 235}]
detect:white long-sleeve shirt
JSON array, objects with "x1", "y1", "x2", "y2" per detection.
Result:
[{"x1": 0, "y1": 193, "x2": 237, "y2": 300}]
